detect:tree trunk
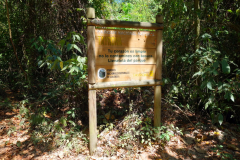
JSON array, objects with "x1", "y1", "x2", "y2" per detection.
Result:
[
  {"x1": 26, "y1": 0, "x2": 37, "y2": 94},
  {"x1": 194, "y1": 0, "x2": 201, "y2": 113}
]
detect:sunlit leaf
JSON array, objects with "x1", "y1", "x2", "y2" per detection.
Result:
[
  {"x1": 230, "y1": 93, "x2": 234, "y2": 102},
  {"x1": 39, "y1": 36, "x2": 44, "y2": 42},
  {"x1": 60, "y1": 117, "x2": 67, "y2": 127},
  {"x1": 205, "y1": 101, "x2": 210, "y2": 109},
  {"x1": 202, "y1": 33, "x2": 212, "y2": 39},
  {"x1": 218, "y1": 114, "x2": 223, "y2": 125},
  {"x1": 207, "y1": 81, "x2": 213, "y2": 90},
  {"x1": 69, "y1": 66, "x2": 79, "y2": 73},
  {"x1": 73, "y1": 35, "x2": 80, "y2": 41},
  {"x1": 193, "y1": 71, "x2": 203, "y2": 77},
  {"x1": 61, "y1": 65, "x2": 68, "y2": 71},
  {"x1": 60, "y1": 61, "x2": 63, "y2": 69},
  {"x1": 68, "y1": 120, "x2": 76, "y2": 126},
  {"x1": 66, "y1": 111, "x2": 72, "y2": 114},
  {"x1": 73, "y1": 44, "x2": 82, "y2": 53}
]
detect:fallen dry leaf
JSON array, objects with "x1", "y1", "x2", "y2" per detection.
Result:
[
  {"x1": 205, "y1": 141, "x2": 210, "y2": 145},
  {"x1": 213, "y1": 132, "x2": 220, "y2": 135},
  {"x1": 6, "y1": 142, "x2": 11, "y2": 146},
  {"x1": 227, "y1": 144, "x2": 240, "y2": 151},
  {"x1": 0, "y1": 142, "x2": 5, "y2": 147},
  {"x1": 58, "y1": 152, "x2": 64, "y2": 159}
]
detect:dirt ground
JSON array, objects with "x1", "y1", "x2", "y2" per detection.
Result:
[{"x1": 1, "y1": 90, "x2": 240, "y2": 160}]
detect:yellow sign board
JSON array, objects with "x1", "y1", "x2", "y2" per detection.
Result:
[{"x1": 95, "y1": 29, "x2": 156, "y2": 82}]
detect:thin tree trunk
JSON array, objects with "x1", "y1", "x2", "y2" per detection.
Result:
[
  {"x1": 26, "y1": 0, "x2": 37, "y2": 93},
  {"x1": 194, "y1": 0, "x2": 201, "y2": 113},
  {"x1": 5, "y1": 0, "x2": 27, "y2": 79},
  {"x1": 194, "y1": 0, "x2": 200, "y2": 53},
  {"x1": 194, "y1": 0, "x2": 200, "y2": 84}
]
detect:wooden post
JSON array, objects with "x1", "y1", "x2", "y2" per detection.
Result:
[
  {"x1": 87, "y1": 19, "x2": 163, "y2": 30},
  {"x1": 87, "y1": 8, "x2": 97, "y2": 155},
  {"x1": 154, "y1": 15, "x2": 163, "y2": 127}
]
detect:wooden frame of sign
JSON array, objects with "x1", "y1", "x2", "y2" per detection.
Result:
[{"x1": 87, "y1": 8, "x2": 163, "y2": 155}]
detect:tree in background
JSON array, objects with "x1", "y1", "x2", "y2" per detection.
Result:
[
  {"x1": 161, "y1": 0, "x2": 240, "y2": 124},
  {"x1": 93, "y1": 0, "x2": 160, "y2": 22},
  {"x1": 1, "y1": 0, "x2": 87, "y2": 96}
]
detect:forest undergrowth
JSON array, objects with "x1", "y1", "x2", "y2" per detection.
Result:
[{"x1": 1, "y1": 87, "x2": 240, "y2": 160}]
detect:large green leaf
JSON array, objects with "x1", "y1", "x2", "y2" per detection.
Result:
[
  {"x1": 207, "y1": 81, "x2": 213, "y2": 90},
  {"x1": 73, "y1": 34, "x2": 80, "y2": 41},
  {"x1": 202, "y1": 33, "x2": 212, "y2": 40},
  {"x1": 200, "y1": 80, "x2": 208, "y2": 89},
  {"x1": 218, "y1": 114, "x2": 223, "y2": 125},
  {"x1": 58, "y1": 39, "x2": 65, "y2": 48},
  {"x1": 205, "y1": 101, "x2": 210, "y2": 109},
  {"x1": 67, "y1": 44, "x2": 73, "y2": 52},
  {"x1": 69, "y1": 66, "x2": 79, "y2": 73},
  {"x1": 230, "y1": 93, "x2": 235, "y2": 102},
  {"x1": 73, "y1": 44, "x2": 82, "y2": 53},
  {"x1": 213, "y1": 61, "x2": 219, "y2": 69},
  {"x1": 61, "y1": 65, "x2": 68, "y2": 71},
  {"x1": 193, "y1": 71, "x2": 203, "y2": 77},
  {"x1": 221, "y1": 59, "x2": 230, "y2": 74},
  {"x1": 224, "y1": 91, "x2": 230, "y2": 100}
]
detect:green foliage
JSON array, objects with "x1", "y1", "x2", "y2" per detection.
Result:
[
  {"x1": 192, "y1": 34, "x2": 239, "y2": 124},
  {"x1": 0, "y1": 0, "x2": 88, "y2": 97},
  {"x1": 19, "y1": 101, "x2": 30, "y2": 118},
  {"x1": 211, "y1": 145, "x2": 234, "y2": 160},
  {"x1": 0, "y1": 98, "x2": 12, "y2": 109},
  {"x1": 117, "y1": 112, "x2": 181, "y2": 147},
  {"x1": 54, "y1": 128, "x2": 88, "y2": 154},
  {"x1": 37, "y1": 31, "x2": 87, "y2": 87},
  {"x1": 161, "y1": 0, "x2": 240, "y2": 124},
  {"x1": 7, "y1": 126, "x2": 17, "y2": 137},
  {"x1": 99, "y1": 0, "x2": 160, "y2": 23}
]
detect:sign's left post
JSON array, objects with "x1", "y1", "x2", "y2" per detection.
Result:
[{"x1": 87, "y1": 8, "x2": 97, "y2": 155}]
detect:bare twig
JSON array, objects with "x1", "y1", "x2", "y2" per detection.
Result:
[{"x1": 162, "y1": 98, "x2": 195, "y2": 128}]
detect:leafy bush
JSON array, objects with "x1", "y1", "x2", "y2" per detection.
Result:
[
  {"x1": 36, "y1": 31, "x2": 87, "y2": 86},
  {"x1": 192, "y1": 33, "x2": 240, "y2": 124},
  {"x1": 117, "y1": 111, "x2": 181, "y2": 147},
  {"x1": 161, "y1": 0, "x2": 240, "y2": 124}
]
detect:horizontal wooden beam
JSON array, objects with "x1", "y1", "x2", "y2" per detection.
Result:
[
  {"x1": 88, "y1": 79, "x2": 162, "y2": 90},
  {"x1": 87, "y1": 19, "x2": 163, "y2": 30}
]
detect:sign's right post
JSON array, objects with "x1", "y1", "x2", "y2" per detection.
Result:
[{"x1": 154, "y1": 15, "x2": 163, "y2": 127}]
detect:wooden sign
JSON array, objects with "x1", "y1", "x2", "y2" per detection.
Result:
[
  {"x1": 87, "y1": 7, "x2": 163, "y2": 155},
  {"x1": 95, "y1": 29, "x2": 156, "y2": 82}
]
